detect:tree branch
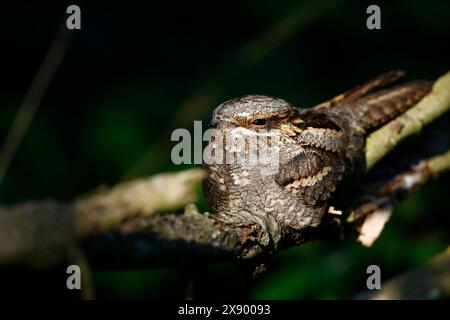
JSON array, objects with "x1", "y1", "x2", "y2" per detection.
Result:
[
  {"x1": 348, "y1": 149, "x2": 450, "y2": 246},
  {"x1": 365, "y1": 70, "x2": 450, "y2": 169},
  {"x1": 356, "y1": 246, "x2": 450, "y2": 300}
]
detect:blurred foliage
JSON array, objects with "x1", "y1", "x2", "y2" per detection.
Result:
[{"x1": 0, "y1": 0, "x2": 449, "y2": 299}]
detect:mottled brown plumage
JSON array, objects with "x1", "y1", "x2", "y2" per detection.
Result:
[{"x1": 203, "y1": 71, "x2": 432, "y2": 231}]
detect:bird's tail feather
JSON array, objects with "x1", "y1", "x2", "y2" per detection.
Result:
[{"x1": 336, "y1": 80, "x2": 432, "y2": 132}]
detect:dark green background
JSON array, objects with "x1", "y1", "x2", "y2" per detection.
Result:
[{"x1": 0, "y1": 0, "x2": 449, "y2": 299}]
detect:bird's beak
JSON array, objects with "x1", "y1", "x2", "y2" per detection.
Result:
[{"x1": 209, "y1": 119, "x2": 218, "y2": 127}]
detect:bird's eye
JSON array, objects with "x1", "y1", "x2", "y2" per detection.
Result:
[{"x1": 252, "y1": 119, "x2": 266, "y2": 126}]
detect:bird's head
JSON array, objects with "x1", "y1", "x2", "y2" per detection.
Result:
[{"x1": 210, "y1": 95, "x2": 303, "y2": 135}]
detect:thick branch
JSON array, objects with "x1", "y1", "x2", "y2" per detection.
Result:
[{"x1": 73, "y1": 169, "x2": 204, "y2": 235}]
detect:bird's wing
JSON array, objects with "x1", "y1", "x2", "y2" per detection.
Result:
[
  {"x1": 275, "y1": 126, "x2": 348, "y2": 206},
  {"x1": 313, "y1": 70, "x2": 405, "y2": 110}
]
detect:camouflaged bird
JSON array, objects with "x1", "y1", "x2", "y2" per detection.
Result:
[{"x1": 203, "y1": 71, "x2": 431, "y2": 231}]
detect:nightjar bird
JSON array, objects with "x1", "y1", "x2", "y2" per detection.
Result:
[{"x1": 203, "y1": 71, "x2": 431, "y2": 231}]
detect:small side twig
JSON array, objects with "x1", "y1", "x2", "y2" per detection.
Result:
[
  {"x1": 0, "y1": 21, "x2": 72, "y2": 183},
  {"x1": 348, "y1": 149, "x2": 450, "y2": 246}
]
